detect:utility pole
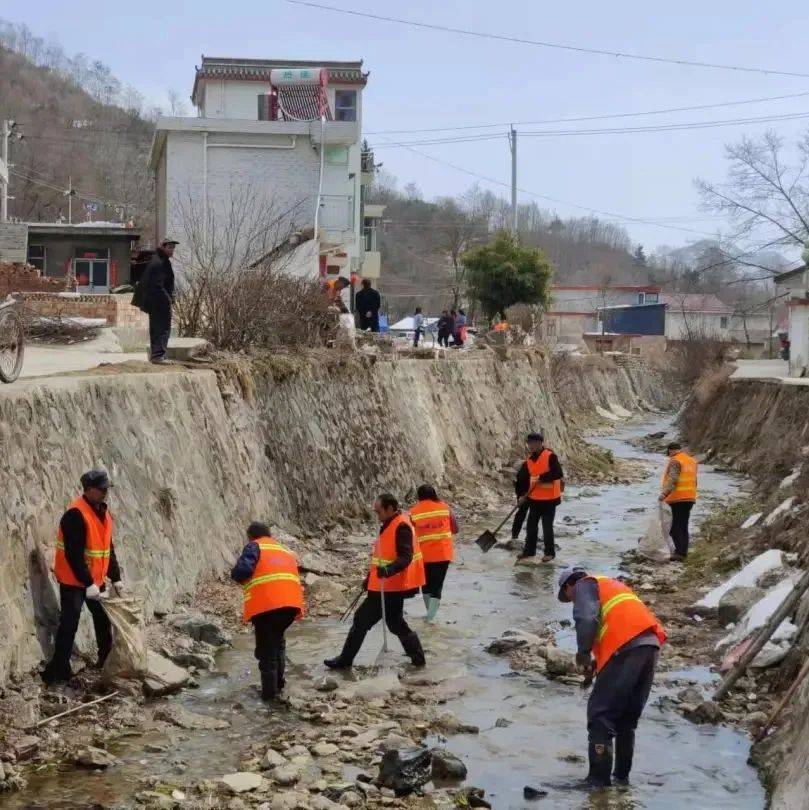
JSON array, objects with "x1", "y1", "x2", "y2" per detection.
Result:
[
  {"x1": 1, "y1": 120, "x2": 10, "y2": 222},
  {"x1": 509, "y1": 126, "x2": 517, "y2": 233}
]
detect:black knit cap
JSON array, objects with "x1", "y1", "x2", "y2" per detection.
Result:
[
  {"x1": 80, "y1": 469, "x2": 112, "y2": 490},
  {"x1": 527, "y1": 432, "x2": 544, "y2": 442}
]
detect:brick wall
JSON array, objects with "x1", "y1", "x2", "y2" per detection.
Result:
[
  {"x1": 13, "y1": 292, "x2": 149, "y2": 328},
  {"x1": 0, "y1": 262, "x2": 66, "y2": 297}
]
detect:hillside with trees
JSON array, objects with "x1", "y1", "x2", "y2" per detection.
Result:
[{"x1": 0, "y1": 18, "x2": 157, "y2": 227}]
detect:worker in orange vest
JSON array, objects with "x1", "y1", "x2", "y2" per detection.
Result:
[
  {"x1": 659, "y1": 441, "x2": 698, "y2": 561},
  {"x1": 557, "y1": 566, "x2": 666, "y2": 788},
  {"x1": 325, "y1": 494, "x2": 426, "y2": 669},
  {"x1": 231, "y1": 522, "x2": 304, "y2": 701},
  {"x1": 43, "y1": 470, "x2": 123, "y2": 685},
  {"x1": 515, "y1": 432, "x2": 564, "y2": 563},
  {"x1": 230, "y1": 523, "x2": 303, "y2": 701},
  {"x1": 409, "y1": 484, "x2": 458, "y2": 622}
]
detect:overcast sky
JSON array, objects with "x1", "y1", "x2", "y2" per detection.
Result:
[{"x1": 6, "y1": 1, "x2": 809, "y2": 252}]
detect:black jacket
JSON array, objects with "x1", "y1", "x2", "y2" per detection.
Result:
[
  {"x1": 437, "y1": 315, "x2": 454, "y2": 335},
  {"x1": 355, "y1": 287, "x2": 381, "y2": 317},
  {"x1": 60, "y1": 499, "x2": 121, "y2": 587},
  {"x1": 515, "y1": 450, "x2": 564, "y2": 504},
  {"x1": 135, "y1": 248, "x2": 174, "y2": 312}
]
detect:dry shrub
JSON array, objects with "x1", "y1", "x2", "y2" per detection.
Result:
[
  {"x1": 691, "y1": 363, "x2": 733, "y2": 407},
  {"x1": 668, "y1": 329, "x2": 730, "y2": 387},
  {"x1": 174, "y1": 265, "x2": 337, "y2": 351},
  {"x1": 21, "y1": 309, "x2": 102, "y2": 344}
]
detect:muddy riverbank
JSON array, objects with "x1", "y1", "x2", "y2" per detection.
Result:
[{"x1": 4, "y1": 417, "x2": 765, "y2": 809}]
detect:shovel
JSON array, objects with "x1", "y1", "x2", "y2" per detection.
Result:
[
  {"x1": 476, "y1": 479, "x2": 545, "y2": 552},
  {"x1": 374, "y1": 578, "x2": 392, "y2": 668}
]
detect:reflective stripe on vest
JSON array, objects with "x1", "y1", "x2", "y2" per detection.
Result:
[
  {"x1": 663, "y1": 452, "x2": 698, "y2": 503},
  {"x1": 526, "y1": 450, "x2": 562, "y2": 501},
  {"x1": 409, "y1": 499, "x2": 455, "y2": 563},
  {"x1": 367, "y1": 513, "x2": 427, "y2": 592},
  {"x1": 589, "y1": 576, "x2": 666, "y2": 672},
  {"x1": 242, "y1": 537, "x2": 304, "y2": 623},
  {"x1": 53, "y1": 496, "x2": 113, "y2": 587}
]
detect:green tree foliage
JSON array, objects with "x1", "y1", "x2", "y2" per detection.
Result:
[{"x1": 462, "y1": 230, "x2": 554, "y2": 322}]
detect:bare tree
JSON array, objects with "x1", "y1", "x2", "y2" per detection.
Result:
[
  {"x1": 697, "y1": 130, "x2": 809, "y2": 267},
  {"x1": 167, "y1": 88, "x2": 188, "y2": 117},
  {"x1": 432, "y1": 197, "x2": 486, "y2": 307}
]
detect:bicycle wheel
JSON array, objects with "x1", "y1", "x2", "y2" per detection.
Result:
[{"x1": 0, "y1": 307, "x2": 25, "y2": 383}]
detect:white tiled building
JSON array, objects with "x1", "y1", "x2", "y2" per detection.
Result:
[{"x1": 149, "y1": 57, "x2": 381, "y2": 283}]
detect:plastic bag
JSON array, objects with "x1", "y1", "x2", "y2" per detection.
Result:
[
  {"x1": 101, "y1": 595, "x2": 148, "y2": 682},
  {"x1": 637, "y1": 502, "x2": 674, "y2": 562}
]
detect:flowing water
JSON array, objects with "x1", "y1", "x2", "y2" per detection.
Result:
[{"x1": 11, "y1": 418, "x2": 765, "y2": 809}]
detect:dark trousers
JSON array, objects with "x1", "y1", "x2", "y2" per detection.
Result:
[
  {"x1": 339, "y1": 590, "x2": 422, "y2": 663},
  {"x1": 588, "y1": 645, "x2": 658, "y2": 745},
  {"x1": 523, "y1": 501, "x2": 556, "y2": 557},
  {"x1": 359, "y1": 313, "x2": 379, "y2": 332},
  {"x1": 413, "y1": 328, "x2": 422, "y2": 347},
  {"x1": 252, "y1": 607, "x2": 298, "y2": 693},
  {"x1": 438, "y1": 331, "x2": 450, "y2": 347},
  {"x1": 669, "y1": 501, "x2": 694, "y2": 557},
  {"x1": 422, "y1": 561, "x2": 450, "y2": 599},
  {"x1": 44, "y1": 584, "x2": 112, "y2": 682},
  {"x1": 148, "y1": 301, "x2": 172, "y2": 361},
  {"x1": 511, "y1": 501, "x2": 530, "y2": 539}
]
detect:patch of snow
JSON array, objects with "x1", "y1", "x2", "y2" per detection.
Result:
[
  {"x1": 608, "y1": 401, "x2": 633, "y2": 418},
  {"x1": 595, "y1": 405, "x2": 622, "y2": 422},
  {"x1": 764, "y1": 497, "x2": 796, "y2": 526},
  {"x1": 751, "y1": 637, "x2": 794, "y2": 668},
  {"x1": 740, "y1": 513, "x2": 763, "y2": 530},
  {"x1": 696, "y1": 549, "x2": 785, "y2": 609},
  {"x1": 779, "y1": 468, "x2": 802, "y2": 489},
  {"x1": 718, "y1": 578, "x2": 797, "y2": 650}
]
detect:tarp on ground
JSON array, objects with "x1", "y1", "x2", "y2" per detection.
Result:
[{"x1": 389, "y1": 317, "x2": 439, "y2": 332}]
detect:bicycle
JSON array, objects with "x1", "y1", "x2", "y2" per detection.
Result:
[{"x1": 0, "y1": 298, "x2": 25, "y2": 383}]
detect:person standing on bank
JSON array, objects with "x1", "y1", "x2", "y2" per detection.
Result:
[
  {"x1": 409, "y1": 485, "x2": 458, "y2": 621},
  {"x1": 515, "y1": 432, "x2": 563, "y2": 562},
  {"x1": 43, "y1": 470, "x2": 123, "y2": 685},
  {"x1": 231, "y1": 523, "x2": 304, "y2": 701},
  {"x1": 557, "y1": 566, "x2": 666, "y2": 788},
  {"x1": 325, "y1": 494, "x2": 426, "y2": 669},
  {"x1": 659, "y1": 441, "x2": 698, "y2": 561},
  {"x1": 134, "y1": 238, "x2": 178, "y2": 364},
  {"x1": 412, "y1": 307, "x2": 424, "y2": 348},
  {"x1": 355, "y1": 278, "x2": 381, "y2": 332}
]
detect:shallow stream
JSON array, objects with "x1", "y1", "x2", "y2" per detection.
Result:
[{"x1": 11, "y1": 418, "x2": 765, "y2": 809}]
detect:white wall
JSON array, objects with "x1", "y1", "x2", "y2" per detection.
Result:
[
  {"x1": 665, "y1": 310, "x2": 730, "y2": 340},
  {"x1": 789, "y1": 302, "x2": 809, "y2": 377},
  {"x1": 202, "y1": 80, "x2": 270, "y2": 119},
  {"x1": 551, "y1": 289, "x2": 651, "y2": 313},
  {"x1": 730, "y1": 312, "x2": 771, "y2": 344}
]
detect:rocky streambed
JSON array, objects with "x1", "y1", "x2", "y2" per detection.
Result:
[{"x1": 2, "y1": 418, "x2": 766, "y2": 809}]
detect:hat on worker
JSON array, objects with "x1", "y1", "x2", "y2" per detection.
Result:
[
  {"x1": 80, "y1": 469, "x2": 113, "y2": 491},
  {"x1": 557, "y1": 565, "x2": 587, "y2": 602},
  {"x1": 526, "y1": 432, "x2": 544, "y2": 442},
  {"x1": 160, "y1": 237, "x2": 180, "y2": 246}
]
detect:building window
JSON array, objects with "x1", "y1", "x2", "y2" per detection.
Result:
[
  {"x1": 645, "y1": 292, "x2": 658, "y2": 303},
  {"x1": 334, "y1": 90, "x2": 357, "y2": 122},
  {"x1": 27, "y1": 245, "x2": 46, "y2": 273},
  {"x1": 325, "y1": 145, "x2": 349, "y2": 164},
  {"x1": 720, "y1": 316, "x2": 729, "y2": 329},
  {"x1": 258, "y1": 94, "x2": 273, "y2": 121},
  {"x1": 637, "y1": 293, "x2": 644, "y2": 304}
]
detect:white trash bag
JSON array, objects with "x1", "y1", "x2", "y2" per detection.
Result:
[
  {"x1": 101, "y1": 595, "x2": 148, "y2": 682},
  {"x1": 637, "y1": 502, "x2": 674, "y2": 562}
]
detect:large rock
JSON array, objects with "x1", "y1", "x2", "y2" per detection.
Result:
[
  {"x1": 154, "y1": 704, "x2": 230, "y2": 730},
  {"x1": 74, "y1": 745, "x2": 118, "y2": 769},
  {"x1": 272, "y1": 763, "x2": 303, "y2": 786},
  {"x1": 220, "y1": 772, "x2": 263, "y2": 794},
  {"x1": 430, "y1": 748, "x2": 467, "y2": 781},
  {"x1": 718, "y1": 586, "x2": 765, "y2": 625},
  {"x1": 376, "y1": 746, "x2": 432, "y2": 794},
  {"x1": 684, "y1": 700, "x2": 724, "y2": 724},
  {"x1": 171, "y1": 614, "x2": 231, "y2": 647},
  {"x1": 143, "y1": 651, "x2": 190, "y2": 696},
  {"x1": 544, "y1": 645, "x2": 577, "y2": 678}
]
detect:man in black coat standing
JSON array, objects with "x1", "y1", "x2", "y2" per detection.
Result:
[
  {"x1": 355, "y1": 279, "x2": 381, "y2": 332},
  {"x1": 134, "y1": 238, "x2": 178, "y2": 364}
]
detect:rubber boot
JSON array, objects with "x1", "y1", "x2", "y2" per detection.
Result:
[
  {"x1": 426, "y1": 598, "x2": 441, "y2": 622},
  {"x1": 586, "y1": 740, "x2": 613, "y2": 788},
  {"x1": 324, "y1": 624, "x2": 366, "y2": 669},
  {"x1": 260, "y1": 665, "x2": 278, "y2": 701},
  {"x1": 613, "y1": 729, "x2": 635, "y2": 785},
  {"x1": 422, "y1": 592, "x2": 430, "y2": 610},
  {"x1": 400, "y1": 631, "x2": 426, "y2": 667}
]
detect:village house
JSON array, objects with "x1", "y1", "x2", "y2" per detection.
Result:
[
  {"x1": 149, "y1": 56, "x2": 382, "y2": 289},
  {"x1": 775, "y1": 265, "x2": 809, "y2": 376}
]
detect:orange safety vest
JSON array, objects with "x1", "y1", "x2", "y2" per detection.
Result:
[
  {"x1": 241, "y1": 537, "x2": 304, "y2": 623},
  {"x1": 662, "y1": 451, "x2": 698, "y2": 503},
  {"x1": 586, "y1": 575, "x2": 666, "y2": 673},
  {"x1": 526, "y1": 449, "x2": 562, "y2": 502},
  {"x1": 409, "y1": 499, "x2": 454, "y2": 563},
  {"x1": 54, "y1": 496, "x2": 113, "y2": 587},
  {"x1": 367, "y1": 513, "x2": 426, "y2": 593}
]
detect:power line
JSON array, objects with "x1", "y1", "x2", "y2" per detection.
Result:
[
  {"x1": 370, "y1": 135, "x2": 720, "y2": 238},
  {"x1": 366, "y1": 90, "x2": 809, "y2": 135},
  {"x1": 285, "y1": 0, "x2": 809, "y2": 79}
]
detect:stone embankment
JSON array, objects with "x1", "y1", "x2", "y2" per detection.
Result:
[
  {"x1": 0, "y1": 349, "x2": 666, "y2": 683},
  {"x1": 679, "y1": 369, "x2": 809, "y2": 809}
]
